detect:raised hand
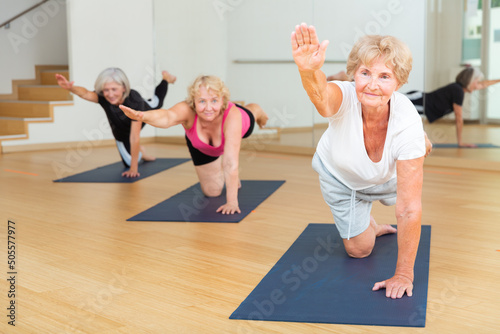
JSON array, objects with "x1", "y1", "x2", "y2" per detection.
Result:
[
  {"x1": 119, "y1": 105, "x2": 144, "y2": 122},
  {"x1": 291, "y1": 23, "x2": 329, "y2": 72},
  {"x1": 55, "y1": 74, "x2": 74, "y2": 90}
]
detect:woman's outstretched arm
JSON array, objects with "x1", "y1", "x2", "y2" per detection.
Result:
[
  {"x1": 120, "y1": 101, "x2": 192, "y2": 129},
  {"x1": 291, "y1": 23, "x2": 342, "y2": 117},
  {"x1": 55, "y1": 74, "x2": 98, "y2": 103}
]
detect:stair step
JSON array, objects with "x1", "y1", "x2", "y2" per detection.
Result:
[
  {"x1": 0, "y1": 100, "x2": 72, "y2": 118},
  {"x1": 0, "y1": 134, "x2": 28, "y2": 140},
  {"x1": 0, "y1": 119, "x2": 26, "y2": 136},
  {"x1": 40, "y1": 70, "x2": 69, "y2": 85},
  {"x1": 18, "y1": 85, "x2": 72, "y2": 101}
]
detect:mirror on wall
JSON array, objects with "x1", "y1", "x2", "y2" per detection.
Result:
[{"x1": 152, "y1": 0, "x2": 426, "y2": 149}]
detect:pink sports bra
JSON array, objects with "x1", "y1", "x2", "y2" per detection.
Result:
[{"x1": 184, "y1": 101, "x2": 251, "y2": 157}]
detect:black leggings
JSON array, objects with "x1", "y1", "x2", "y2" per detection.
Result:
[
  {"x1": 406, "y1": 90, "x2": 425, "y2": 115},
  {"x1": 144, "y1": 80, "x2": 169, "y2": 110},
  {"x1": 118, "y1": 80, "x2": 169, "y2": 167}
]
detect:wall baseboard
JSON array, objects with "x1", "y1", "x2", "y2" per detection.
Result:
[{"x1": 1, "y1": 137, "x2": 156, "y2": 154}]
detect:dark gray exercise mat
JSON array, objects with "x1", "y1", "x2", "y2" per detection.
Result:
[
  {"x1": 433, "y1": 143, "x2": 499, "y2": 148},
  {"x1": 53, "y1": 158, "x2": 190, "y2": 183},
  {"x1": 127, "y1": 180, "x2": 286, "y2": 222},
  {"x1": 230, "y1": 223, "x2": 431, "y2": 327}
]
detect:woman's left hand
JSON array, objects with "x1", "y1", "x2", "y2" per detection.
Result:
[
  {"x1": 122, "y1": 169, "x2": 140, "y2": 178},
  {"x1": 372, "y1": 274, "x2": 414, "y2": 299},
  {"x1": 216, "y1": 202, "x2": 241, "y2": 215}
]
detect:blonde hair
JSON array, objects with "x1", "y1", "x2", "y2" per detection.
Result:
[
  {"x1": 94, "y1": 68, "x2": 131, "y2": 99},
  {"x1": 346, "y1": 35, "x2": 413, "y2": 86},
  {"x1": 186, "y1": 75, "x2": 230, "y2": 111}
]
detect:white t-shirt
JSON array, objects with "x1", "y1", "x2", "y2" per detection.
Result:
[{"x1": 316, "y1": 81, "x2": 425, "y2": 190}]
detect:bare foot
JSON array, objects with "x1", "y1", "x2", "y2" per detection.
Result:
[
  {"x1": 370, "y1": 215, "x2": 397, "y2": 237},
  {"x1": 143, "y1": 155, "x2": 156, "y2": 162},
  {"x1": 162, "y1": 70, "x2": 177, "y2": 84},
  {"x1": 257, "y1": 113, "x2": 269, "y2": 129},
  {"x1": 140, "y1": 146, "x2": 156, "y2": 162}
]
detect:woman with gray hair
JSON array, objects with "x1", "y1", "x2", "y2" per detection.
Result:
[
  {"x1": 292, "y1": 23, "x2": 426, "y2": 299},
  {"x1": 55, "y1": 68, "x2": 177, "y2": 177},
  {"x1": 406, "y1": 66, "x2": 500, "y2": 147},
  {"x1": 119, "y1": 75, "x2": 268, "y2": 215}
]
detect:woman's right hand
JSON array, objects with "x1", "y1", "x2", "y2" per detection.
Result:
[
  {"x1": 119, "y1": 105, "x2": 144, "y2": 121},
  {"x1": 55, "y1": 74, "x2": 74, "y2": 90},
  {"x1": 291, "y1": 23, "x2": 329, "y2": 72}
]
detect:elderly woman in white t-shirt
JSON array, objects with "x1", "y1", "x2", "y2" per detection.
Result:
[{"x1": 292, "y1": 23, "x2": 427, "y2": 299}]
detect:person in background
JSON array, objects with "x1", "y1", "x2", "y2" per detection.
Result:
[
  {"x1": 406, "y1": 66, "x2": 500, "y2": 147},
  {"x1": 120, "y1": 75, "x2": 268, "y2": 214},
  {"x1": 55, "y1": 68, "x2": 177, "y2": 177}
]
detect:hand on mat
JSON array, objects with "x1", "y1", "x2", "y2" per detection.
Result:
[
  {"x1": 424, "y1": 132, "x2": 432, "y2": 157},
  {"x1": 120, "y1": 105, "x2": 144, "y2": 122},
  {"x1": 459, "y1": 142, "x2": 477, "y2": 148},
  {"x1": 122, "y1": 169, "x2": 140, "y2": 178},
  {"x1": 291, "y1": 23, "x2": 329, "y2": 72},
  {"x1": 372, "y1": 274, "x2": 413, "y2": 299},
  {"x1": 216, "y1": 202, "x2": 241, "y2": 215}
]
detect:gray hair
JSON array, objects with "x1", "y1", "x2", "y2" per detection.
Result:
[
  {"x1": 455, "y1": 67, "x2": 484, "y2": 90},
  {"x1": 94, "y1": 68, "x2": 131, "y2": 99}
]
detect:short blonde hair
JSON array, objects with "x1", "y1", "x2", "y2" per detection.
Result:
[
  {"x1": 94, "y1": 68, "x2": 131, "y2": 99},
  {"x1": 346, "y1": 35, "x2": 413, "y2": 86},
  {"x1": 186, "y1": 75, "x2": 230, "y2": 111}
]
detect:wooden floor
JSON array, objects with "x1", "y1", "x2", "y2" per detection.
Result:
[{"x1": 1, "y1": 130, "x2": 500, "y2": 333}]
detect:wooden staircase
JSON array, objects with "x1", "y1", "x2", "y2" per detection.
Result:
[{"x1": 0, "y1": 65, "x2": 73, "y2": 146}]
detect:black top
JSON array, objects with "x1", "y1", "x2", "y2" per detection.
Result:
[
  {"x1": 97, "y1": 89, "x2": 147, "y2": 142},
  {"x1": 424, "y1": 83, "x2": 464, "y2": 123}
]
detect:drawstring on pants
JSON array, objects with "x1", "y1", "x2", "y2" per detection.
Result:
[{"x1": 348, "y1": 189, "x2": 356, "y2": 240}]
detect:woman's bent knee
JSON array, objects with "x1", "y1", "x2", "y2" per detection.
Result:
[
  {"x1": 201, "y1": 185, "x2": 223, "y2": 197},
  {"x1": 344, "y1": 243, "x2": 374, "y2": 258}
]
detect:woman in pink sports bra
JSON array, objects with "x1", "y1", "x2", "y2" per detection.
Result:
[{"x1": 120, "y1": 75, "x2": 268, "y2": 215}]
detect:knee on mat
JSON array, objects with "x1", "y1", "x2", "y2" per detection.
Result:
[
  {"x1": 345, "y1": 245, "x2": 373, "y2": 259},
  {"x1": 201, "y1": 186, "x2": 223, "y2": 198}
]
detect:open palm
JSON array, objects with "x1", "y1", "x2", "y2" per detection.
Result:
[
  {"x1": 291, "y1": 23, "x2": 329, "y2": 72},
  {"x1": 55, "y1": 74, "x2": 74, "y2": 90}
]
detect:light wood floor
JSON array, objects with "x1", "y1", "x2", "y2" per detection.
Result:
[{"x1": 1, "y1": 137, "x2": 499, "y2": 333}]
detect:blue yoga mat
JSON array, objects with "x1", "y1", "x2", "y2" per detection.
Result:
[
  {"x1": 230, "y1": 223, "x2": 431, "y2": 327},
  {"x1": 127, "y1": 180, "x2": 285, "y2": 222},
  {"x1": 53, "y1": 158, "x2": 190, "y2": 183},
  {"x1": 433, "y1": 143, "x2": 499, "y2": 148}
]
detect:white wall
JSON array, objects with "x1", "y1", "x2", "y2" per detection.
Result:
[
  {"x1": 152, "y1": 0, "x2": 228, "y2": 136},
  {"x1": 0, "y1": 0, "x2": 68, "y2": 94},
  {"x1": 425, "y1": 0, "x2": 464, "y2": 91},
  {"x1": 3, "y1": 0, "x2": 156, "y2": 149},
  {"x1": 2, "y1": 0, "x2": 427, "y2": 148}
]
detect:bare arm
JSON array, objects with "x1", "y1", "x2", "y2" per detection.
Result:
[
  {"x1": 476, "y1": 78, "x2": 500, "y2": 90},
  {"x1": 291, "y1": 23, "x2": 342, "y2": 117},
  {"x1": 121, "y1": 121, "x2": 142, "y2": 178},
  {"x1": 453, "y1": 104, "x2": 476, "y2": 147},
  {"x1": 55, "y1": 74, "x2": 98, "y2": 103},
  {"x1": 217, "y1": 106, "x2": 242, "y2": 215},
  {"x1": 373, "y1": 157, "x2": 424, "y2": 298},
  {"x1": 119, "y1": 101, "x2": 192, "y2": 129}
]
